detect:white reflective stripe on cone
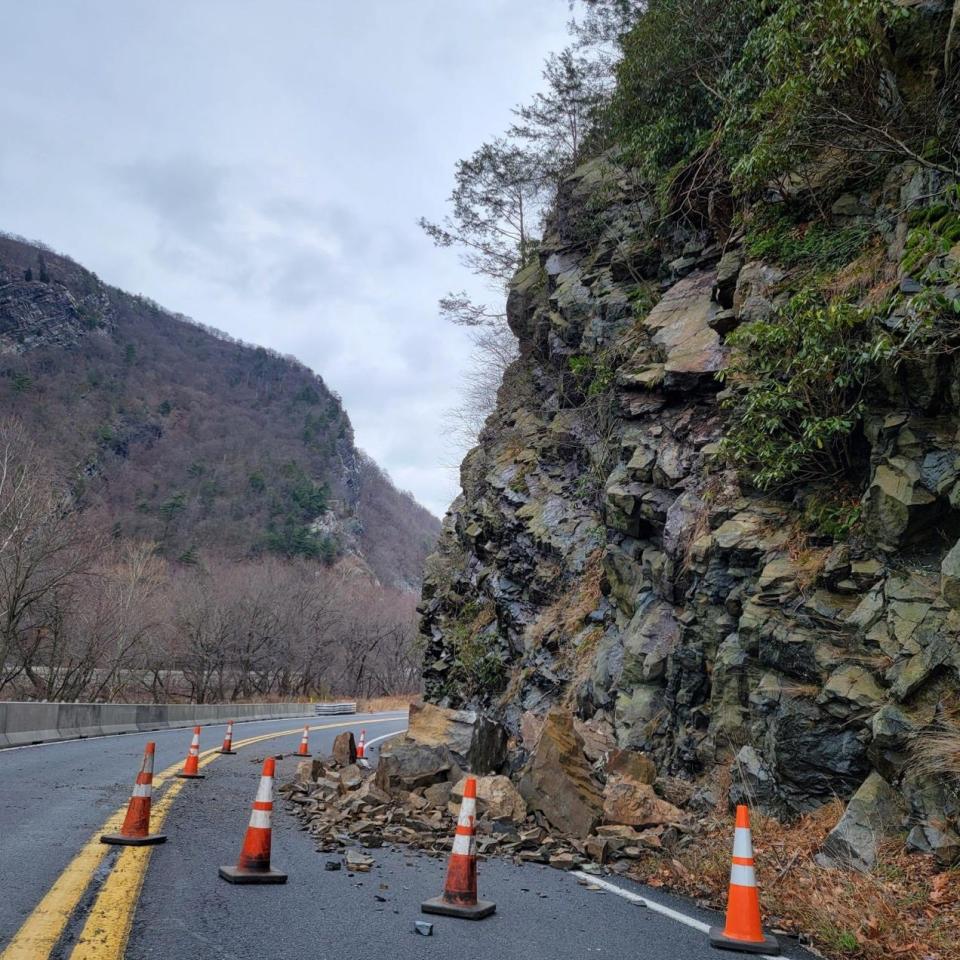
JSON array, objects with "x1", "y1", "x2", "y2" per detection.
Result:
[
  {"x1": 255, "y1": 777, "x2": 274, "y2": 803},
  {"x1": 249, "y1": 809, "x2": 272, "y2": 829},
  {"x1": 132, "y1": 783, "x2": 151, "y2": 798},
  {"x1": 729, "y1": 863, "x2": 756, "y2": 887},
  {"x1": 732, "y1": 827, "x2": 753, "y2": 859},
  {"x1": 451, "y1": 833, "x2": 474, "y2": 856},
  {"x1": 458, "y1": 797, "x2": 476, "y2": 825}
]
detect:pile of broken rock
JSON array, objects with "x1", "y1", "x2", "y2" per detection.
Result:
[{"x1": 279, "y1": 704, "x2": 693, "y2": 875}]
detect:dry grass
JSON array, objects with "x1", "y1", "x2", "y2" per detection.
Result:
[
  {"x1": 626, "y1": 804, "x2": 960, "y2": 959},
  {"x1": 356, "y1": 694, "x2": 418, "y2": 714},
  {"x1": 680, "y1": 475, "x2": 740, "y2": 572},
  {"x1": 525, "y1": 549, "x2": 605, "y2": 651},
  {"x1": 784, "y1": 526, "x2": 832, "y2": 594},
  {"x1": 824, "y1": 242, "x2": 898, "y2": 306},
  {"x1": 911, "y1": 722, "x2": 960, "y2": 781}
]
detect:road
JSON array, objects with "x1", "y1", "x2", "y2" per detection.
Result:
[{"x1": 0, "y1": 712, "x2": 816, "y2": 960}]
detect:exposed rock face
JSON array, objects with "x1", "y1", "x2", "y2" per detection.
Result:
[{"x1": 418, "y1": 153, "x2": 960, "y2": 861}]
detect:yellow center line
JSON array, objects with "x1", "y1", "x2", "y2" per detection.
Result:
[{"x1": 1, "y1": 716, "x2": 403, "y2": 960}]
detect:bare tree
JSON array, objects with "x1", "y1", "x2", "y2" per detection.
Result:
[
  {"x1": 0, "y1": 419, "x2": 99, "y2": 695},
  {"x1": 443, "y1": 323, "x2": 519, "y2": 456}
]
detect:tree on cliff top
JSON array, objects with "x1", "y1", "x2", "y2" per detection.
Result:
[{"x1": 419, "y1": 139, "x2": 542, "y2": 300}]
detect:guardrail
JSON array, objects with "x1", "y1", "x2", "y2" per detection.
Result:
[
  {"x1": 0, "y1": 701, "x2": 348, "y2": 748},
  {"x1": 313, "y1": 702, "x2": 357, "y2": 716}
]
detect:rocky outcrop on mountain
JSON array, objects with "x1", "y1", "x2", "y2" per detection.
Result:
[{"x1": 418, "y1": 153, "x2": 960, "y2": 863}]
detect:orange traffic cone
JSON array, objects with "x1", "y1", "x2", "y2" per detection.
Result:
[
  {"x1": 101, "y1": 741, "x2": 166, "y2": 846},
  {"x1": 293, "y1": 725, "x2": 311, "y2": 757},
  {"x1": 709, "y1": 805, "x2": 779, "y2": 954},
  {"x1": 176, "y1": 726, "x2": 205, "y2": 779},
  {"x1": 421, "y1": 777, "x2": 495, "y2": 919},
  {"x1": 356, "y1": 728, "x2": 366, "y2": 760},
  {"x1": 219, "y1": 757, "x2": 287, "y2": 884},
  {"x1": 219, "y1": 720, "x2": 237, "y2": 755}
]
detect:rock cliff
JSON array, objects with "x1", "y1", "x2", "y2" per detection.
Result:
[{"x1": 419, "y1": 150, "x2": 960, "y2": 861}]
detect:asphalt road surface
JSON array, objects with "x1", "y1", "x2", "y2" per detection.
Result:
[{"x1": 0, "y1": 711, "x2": 816, "y2": 960}]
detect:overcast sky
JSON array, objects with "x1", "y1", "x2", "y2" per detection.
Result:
[{"x1": 0, "y1": 1, "x2": 570, "y2": 517}]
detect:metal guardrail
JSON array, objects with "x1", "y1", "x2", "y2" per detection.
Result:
[
  {"x1": 313, "y1": 702, "x2": 357, "y2": 716},
  {"x1": 0, "y1": 701, "x2": 320, "y2": 748}
]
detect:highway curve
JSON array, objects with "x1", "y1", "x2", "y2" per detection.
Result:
[{"x1": 0, "y1": 712, "x2": 816, "y2": 960}]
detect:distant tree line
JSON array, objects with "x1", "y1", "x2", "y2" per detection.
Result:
[{"x1": 0, "y1": 419, "x2": 420, "y2": 703}]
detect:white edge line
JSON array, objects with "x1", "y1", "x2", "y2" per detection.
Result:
[
  {"x1": 572, "y1": 872, "x2": 782, "y2": 960},
  {"x1": 363, "y1": 728, "x2": 408, "y2": 749},
  {"x1": 0, "y1": 712, "x2": 409, "y2": 753}
]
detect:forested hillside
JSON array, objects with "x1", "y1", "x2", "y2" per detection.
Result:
[
  {"x1": 0, "y1": 234, "x2": 438, "y2": 587},
  {"x1": 0, "y1": 233, "x2": 438, "y2": 705}
]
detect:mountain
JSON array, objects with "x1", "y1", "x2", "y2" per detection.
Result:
[{"x1": 0, "y1": 233, "x2": 439, "y2": 588}]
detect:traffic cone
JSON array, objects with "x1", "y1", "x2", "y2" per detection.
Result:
[
  {"x1": 293, "y1": 724, "x2": 311, "y2": 757},
  {"x1": 219, "y1": 757, "x2": 287, "y2": 884},
  {"x1": 101, "y1": 741, "x2": 167, "y2": 846},
  {"x1": 219, "y1": 720, "x2": 237, "y2": 755},
  {"x1": 709, "y1": 805, "x2": 780, "y2": 954},
  {"x1": 421, "y1": 777, "x2": 495, "y2": 919},
  {"x1": 176, "y1": 726, "x2": 205, "y2": 779},
  {"x1": 356, "y1": 728, "x2": 366, "y2": 760}
]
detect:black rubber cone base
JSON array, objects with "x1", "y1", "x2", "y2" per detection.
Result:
[
  {"x1": 218, "y1": 749, "x2": 237, "y2": 755},
  {"x1": 176, "y1": 772, "x2": 205, "y2": 779},
  {"x1": 219, "y1": 865, "x2": 288, "y2": 884},
  {"x1": 101, "y1": 832, "x2": 167, "y2": 846},
  {"x1": 421, "y1": 896, "x2": 496, "y2": 920},
  {"x1": 709, "y1": 927, "x2": 779, "y2": 955}
]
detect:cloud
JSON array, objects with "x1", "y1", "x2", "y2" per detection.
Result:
[{"x1": 0, "y1": 0, "x2": 569, "y2": 517}]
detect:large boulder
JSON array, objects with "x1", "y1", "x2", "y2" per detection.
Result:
[
  {"x1": 602, "y1": 778, "x2": 686, "y2": 828},
  {"x1": 406, "y1": 702, "x2": 508, "y2": 773},
  {"x1": 518, "y1": 709, "x2": 603, "y2": 837},
  {"x1": 451, "y1": 775, "x2": 527, "y2": 822},
  {"x1": 374, "y1": 741, "x2": 455, "y2": 794},
  {"x1": 819, "y1": 772, "x2": 906, "y2": 871},
  {"x1": 605, "y1": 748, "x2": 657, "y2": 785},
  {"x1": 331, "y1": 731, "x2": 356, "y2": 766},
  {"x1": 601, "y1": 750, "x2": 684, "y2": 829}
]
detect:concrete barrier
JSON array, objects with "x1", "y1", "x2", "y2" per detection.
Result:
[{"x1": 0, "y1": 700, "x2": 334, "y2": 748}]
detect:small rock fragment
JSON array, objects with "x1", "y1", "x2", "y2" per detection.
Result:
[
  {"x1": 345, "y1": 848, "x2": 375, "y2": 872},
  {"x1": 413, "y1": 920, "x2": 434, "y2": 936}
]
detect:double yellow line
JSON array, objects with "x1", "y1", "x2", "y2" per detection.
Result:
[{"x1": 1, "y1": 717, "x2": 401, "y2": 960}]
